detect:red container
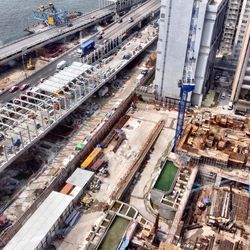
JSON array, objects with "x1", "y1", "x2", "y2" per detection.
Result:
[{"x1": 60, "y1": 183, "x2": 74, "y2": 194}]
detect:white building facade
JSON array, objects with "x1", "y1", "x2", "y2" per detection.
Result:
[
  {"x1": 155, "y1": 0, "x2": 228, "y2": 106},
  {"x1": 232, "y1": 0, "x2": 250, "y2": 61}
]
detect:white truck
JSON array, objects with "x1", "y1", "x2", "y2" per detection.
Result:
[
  {"x1": 56, "y1": 60, "x2": 67, "y2": 71},
  {"x1": 136, "y1": 73, "x2": 144, "y2": 85},
  {"x1": 228, "y1": 101, "x2": 233, "y2": 110}
]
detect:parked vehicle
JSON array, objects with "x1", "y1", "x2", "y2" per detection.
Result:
[
  {"x1": 141, "y1": 69, "x2": 148, "y2": 76},
  {"x1": 128, "y1": 17, "x2": 134, "y2": 23},
  {"x1": 228, "y1": 101, "x2": 233, "y2": 110},
  {"x1": 221, "y1": 91, "x2": 226, "y2": 100},
  {"x1": 20, "y1": 84, "x2": 29, "y2": 91},
  {"x1": 80, "y1": 40, "x2": 95, "y2": 54},
  {"x1": 9, "y1": 85, "x2": 19, "y2": 93},
  {"x1": 97, "y1": 35, "x2": 103, "y2": 40},
  {"x1": 38, "y1": 78, "x2": 46, "y2": 84},
  {"x1": 235, "y1": 110, "x2": 246, "y2": 116},
  {"x1": 118, "y1": 18, "x2": 123, "y2": 23},
  {"x1": 56, "y1": 60, "x2": 67, "y2": 71}
]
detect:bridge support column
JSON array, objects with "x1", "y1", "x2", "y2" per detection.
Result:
[{"x1": 215, "y1": 175, "x2": 222, "y2": 187}]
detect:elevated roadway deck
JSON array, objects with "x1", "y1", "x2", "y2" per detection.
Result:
[
  {"x1": 0, "y1": 0, "x2": 160, "y2": 103},
  {"x1": 0, "y1": 6, "x2": 115, "y2": 65},
  {"x1": 0, "y1": 21, "x2": 159, "y2": 173}
]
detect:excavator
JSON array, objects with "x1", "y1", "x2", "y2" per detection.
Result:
[{"x1": 26, "y1": 57, "x2": 35, "y2": 70}]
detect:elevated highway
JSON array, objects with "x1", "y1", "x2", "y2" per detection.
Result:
[
  {"x1": 0, "y1": 7, "x2": 113, "y2": 65},
  {"x1": 0, "y1": 0, "x2": 160, "y2": 104},
  {"x1": 0, "y1": 0, "x2": 160, "y2": 172},
  {"x1": 0, "y1": 0, "x2": 143, "y2": 65}
]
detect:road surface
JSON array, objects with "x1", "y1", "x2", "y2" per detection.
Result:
[{"x1": 0, "y1": 0, "x2": 160, "y2": 103}]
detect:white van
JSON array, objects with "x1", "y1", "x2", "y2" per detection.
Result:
[
  {"x1": 228, "y1": 101, "x2": 233, "y2": 110},
  {"x1": 221, "y1": 91, "x2": 226, "y2": 100},
  {"x1": 56, "y1": 60, "x2": 67, "y2": 71}
]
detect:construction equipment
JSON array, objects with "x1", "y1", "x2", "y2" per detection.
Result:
[
  {"x1": 33, "y1": 3, "x2": 68, "y2": 27},
  {"x1": 81, "y1": 194, "x2": 94, "y2": 210},
  {"x1": 26, "y1": 57, "x2": 35, "y2": 70},
  {"x1": 145, "y1": 51, "x2": 156, "y2": 68},
  {"x1": 173, "y1": 0, "x2": 200, "y2": 150}
]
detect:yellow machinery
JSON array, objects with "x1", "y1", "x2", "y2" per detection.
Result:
[
  {"x1": 48, "y1": 16, "x2": 55, "y2": 26},
  {"x1": 81, "y1": 194, "x2": 93, "y2": 209},
  {"x1": 80, "y1": 147, "x2": 102, "y2": 169},
  {"x1": 27, "y1": 58, "x2": 35, "y2": 70},
  {"x1": 145, "y1": 52, "x2": 156, "y2": 68}
]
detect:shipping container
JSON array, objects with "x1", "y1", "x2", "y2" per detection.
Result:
[
  {"x1": 80, "y1": 147, "x2": 102, "y2": 169},
  {"x1": 90, "y1": 158, "x2": 104, "y2": 172},
  {"x1": 60, "y1": 183, "x2": 75, "y2": 194}
]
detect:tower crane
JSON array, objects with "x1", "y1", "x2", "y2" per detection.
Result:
[{"x1": 173, "y1": 0, "x2": 200, "y2": 150}]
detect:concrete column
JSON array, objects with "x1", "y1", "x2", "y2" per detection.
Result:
[{"x1": 215, "y1": 175, "x2": 222, "y2": 187}]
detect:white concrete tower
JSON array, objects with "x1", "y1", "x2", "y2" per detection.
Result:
[{"x1": 154, "y1": 0, "x2": 228, "y2": 106}]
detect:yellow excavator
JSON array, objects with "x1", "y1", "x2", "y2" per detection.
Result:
[
  {"x1": 27, "y1": 57, "x2": 35, "y2": 70},
  {"x1": 145, "y1": 52, "x2": 156, "y2": 68}
]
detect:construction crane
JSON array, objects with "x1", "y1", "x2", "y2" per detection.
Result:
[
  {"x1": 174, "y1": 81, "x2": 195, "y2": 150},
  {"x1": 33, "y1": 3, "x2": 68, "y2": 27},
  {"x1": 173, "y1": 0, "x2": 200, "y2": 150}
]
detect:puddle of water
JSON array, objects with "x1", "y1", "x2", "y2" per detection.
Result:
[{"x1": 99, "y1": 216, "x2": 129, "y2": 250}]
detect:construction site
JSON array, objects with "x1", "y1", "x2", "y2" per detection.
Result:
[
  {"x1": 176, "y1": 112, "x2": 250, "y2": 170},
  {"x1": 0, "y1": 0, "x2": 250, "y2": 249},
  {"x1": 0, "y1": 35, "x2": 180, "y2": 249}
]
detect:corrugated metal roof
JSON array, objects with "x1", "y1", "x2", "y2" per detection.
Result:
[
  {"x1": 50, "y1": 75, "x2": 68, "y2": 84},
  {"x1": 38, "y1": 82, "x2": 59, "y2": 93},
  {"x1": 69, "y1": 186, "x2": 82, "y2": 198},
  {"x1": 36, "y1": 63, "x2": 91, "y2": 94},
  {"x1": 72, "y1": 62, "x2": 84, "y2": 67},
  {"x1": 66, "y1": 168, "x2": 94, "y2": 188},
  {"x1": 59, "y1": 71, "x2": 78, "y2": 78},
  {"x1": 4, "y1": 191, "x2": 73, "y2": 250}
]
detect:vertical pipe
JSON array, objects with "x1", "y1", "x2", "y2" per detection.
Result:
[{"x1": 27, "y1": 125, "x2": 32, "y2": 142}]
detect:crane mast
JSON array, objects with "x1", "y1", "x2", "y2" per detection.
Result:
[{"x1": 173, "y1": 0, "x2": 200, "y2": 150}]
